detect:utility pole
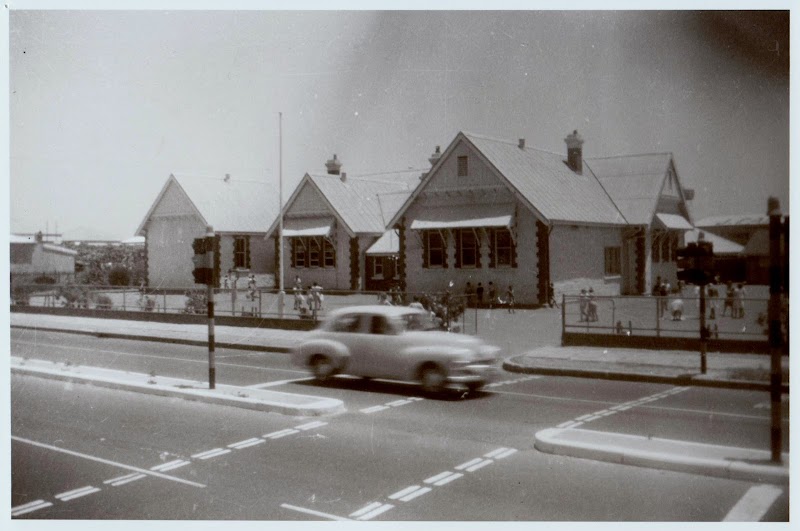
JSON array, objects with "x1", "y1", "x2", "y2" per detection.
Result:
[
  {"x1": 767, "y1": 197, "x2": 783, "y2": 462},
  {"x1": 278, "y1": 112, "x2": 285, "y2": 318},
  {"x1": 206, "y1": 226, "x2": 216, "y2": 390}
]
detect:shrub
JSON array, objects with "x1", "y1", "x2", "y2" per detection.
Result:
[
  {"x1": 33, "y1": 275, "x2": 57, "y2": 285},
  {"x1": 108, "y1": 265, "x2": 131, "y2": 286}
]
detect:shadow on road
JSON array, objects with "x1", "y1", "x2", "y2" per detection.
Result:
[{"x1": 295, "y1": 376, "x2": 491, "y2": 401}]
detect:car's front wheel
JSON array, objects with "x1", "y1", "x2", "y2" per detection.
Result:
[
  {"x1": 419, "y1": 363, "x2": 447, "y2": 394},
  {"x1": 310, "y1": 354, "x2": 336, "y2": 381}
]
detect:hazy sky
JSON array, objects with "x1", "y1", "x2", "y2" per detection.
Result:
[{"x1": 8, "y1": 7, "x2": 791, "y2": 240}]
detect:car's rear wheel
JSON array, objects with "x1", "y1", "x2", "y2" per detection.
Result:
[
  {"x1": 466, "y1": 382, "x2": 484, "y2": 393},
  {"x1": 310, "y1": 355, "x2": 335, "y2": 381},
  {"x1": 419, "y1": 363, "x2": 447, "y2": 394}
]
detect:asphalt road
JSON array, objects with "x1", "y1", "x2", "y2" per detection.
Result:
[{"x1": 10, "y1": 329, "x2": 789, "y2": 521}]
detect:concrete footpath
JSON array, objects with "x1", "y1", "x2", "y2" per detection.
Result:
[{"x1": 10, "y1": 312, "x2": 790, "y2": 485}]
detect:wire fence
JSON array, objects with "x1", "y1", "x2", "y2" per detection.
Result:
[{"x1": 562, "y1": 292, "x2": 775, "y2": 341}]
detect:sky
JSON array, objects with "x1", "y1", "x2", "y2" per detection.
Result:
[{"x1": 7, "y1": 5, "x2": 792, "y2": 241}]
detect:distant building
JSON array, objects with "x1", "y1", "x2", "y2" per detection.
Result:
[
  {"x1": 10, "y1": 232, "x2": 78, "y2": 284},
  {"x1": 683, "y1": 229, "x2": 745, "y2": 282},
  {"x1": 265, "y1": 155, "x2": 419, "y2": 291},
  {"x1": 135, "y1": 173, "x2": 279, "y2": 289},
  {"x1": 695, "y1": 214, "x2": 768, "y2": 246},
  {"x1": 387, "y1": 131, "x2": 695, "y2": 304}
]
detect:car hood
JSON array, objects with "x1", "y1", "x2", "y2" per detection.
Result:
[{"x1": 402, "y1": 331, "x2": 498, "y2": 355}]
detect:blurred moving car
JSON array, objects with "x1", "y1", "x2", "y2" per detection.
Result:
[{"x1": 292, "y1": 305, "x2": 501, "y2": 393}]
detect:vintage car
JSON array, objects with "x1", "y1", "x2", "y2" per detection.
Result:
[{"x1": 292, "y1": 305, "x2": 501, "y2": 393}]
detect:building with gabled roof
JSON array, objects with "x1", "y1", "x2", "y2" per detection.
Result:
[
  {"x1": 387, "y1": 130, "x2": 695, "y2": 304},
  {"x1": 265, "y1": 156, "x2": 421, "y2": 291},
  {"x1": 136, "y1": 173, "x2": 279, "y2": 289},
  {"x1": 11, "y1": 232, "x2": 78, "y2": 284}
]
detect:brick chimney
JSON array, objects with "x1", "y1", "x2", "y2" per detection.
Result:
[
  {"x1": 428, "y1": 146, "x2": 442, "y2": 167},
  {"x1": 325, "y1": 154, "x2": 342, "y2": 175},
  {"x1": 564, "y1": 130, "x2": 584, "y2": 174}
]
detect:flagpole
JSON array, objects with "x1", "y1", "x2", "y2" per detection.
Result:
[{"x1": 278, "y1": 112, "x2": 285, "y2": 318}]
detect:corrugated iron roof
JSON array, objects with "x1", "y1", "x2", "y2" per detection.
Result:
[
  {"x1": 308, "y1": 171, "x2": 420, "y2": 234},
  {"x1": 655, "y1": 213, "x2": 693, "y2": 230},
  {"x1": 584, "y1": 153, "x2": 673, "y2": 226},
  {"x1": 10, "y1": 234, "x2": 34, "y2": 244},
  {"x1": 695, "y1": 214, "x2": 769, "y2": 228},
  {"x1": 684, "y1": 229, "x2": 743, "y2": 255},
  {"x1": 366, "y1": 229, "x2": 400, "y2": 255},
  {"x1": 464, "y1": 133, "x2": 627, "y2": 225},
  {"x1": 172, "y1": 174, "x2": 279, "y2": 233}
]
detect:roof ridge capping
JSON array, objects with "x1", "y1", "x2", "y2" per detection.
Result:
[
  {"x1": 585, "y1": 151, "x2": 673, "y2": 161},
  {"x1": 462, "y1": 131, "x2": 570, "y2": 158}
]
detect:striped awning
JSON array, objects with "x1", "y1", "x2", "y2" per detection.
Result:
[
  {"x1": 281, "y1": 218, "x2": 333, "y2": 238},
  {"x1": 409, "y1": 204, "x2": 514, "y2": 230},
  {"x1": 655, "y1": 213, "x2": 693, "y2": 230}
]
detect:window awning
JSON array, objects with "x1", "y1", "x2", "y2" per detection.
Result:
[
  {"x1": 366, "y1": 229, "x2": 399, "y2": 256},
  {"x1": 409, "y1": 204, "x2": 514, "y2": 231},
  {"x1": 655, "y1": 213, "x2": 693, "y2": 230},
  {"x1": 281, "y1": 218, "x2": 334, "y2": 238}
]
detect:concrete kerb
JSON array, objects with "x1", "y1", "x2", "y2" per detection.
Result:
[
  {"x1": 503, "y1": 360, "x2": 789, "y2": 393},
  {"x1": 534, "y1": 427, "x2": 789, "y2": 486},
  {"x1": 11, "y1": 357, "x2": 343, "y2": 417},
  {"x1": 11, "y1": 324, "x2": 292, "y2": 353}
]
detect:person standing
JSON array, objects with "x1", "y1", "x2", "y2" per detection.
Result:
[
  {"x1": 476, "y1": 282, "x2": 485, "y2": 306},
  {"x1": 464, "y1": 281, "x2": 475, "y2": 308},
  {"x1": 579, "y1": 289, "x2": 588, "y2": 321},
  {"x1": 734, "y1": 283, "x2": 746, "y2": 319},
  {"x1": 723, "y1": 281, "x2": 735, "y2": 317},
  {"x1": 505, "y1": 285, "x2": 515, "y2": 313},
  {"x1": 488, "y1": 282, "x2": 497, "y2": 309}
]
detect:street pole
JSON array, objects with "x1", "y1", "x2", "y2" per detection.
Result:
[
  {"x1": 699, "y1": 284, "x2": 707, "y2": 374},
  {"x1": 278, "y1": 112, "x2": 285, "y2": 318},
  {"x1": 206, "y1": 225, "x2": 216, "y2": 390},
  {"x1": 767, "y1": 197, "x2": 782, "y2": 462}
]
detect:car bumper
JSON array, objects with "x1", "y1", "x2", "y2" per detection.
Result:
[{"x1": 446, "y1": 365, "x2": 501, "y2": 387}]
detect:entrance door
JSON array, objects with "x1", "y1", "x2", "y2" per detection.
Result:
[{"x1": 622, "y1": 237, "x2": 638, "y2": 295}]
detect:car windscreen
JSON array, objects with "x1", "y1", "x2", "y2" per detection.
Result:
[{"x1": 392, "y1": 312, "x2": 437, "y2": 332}]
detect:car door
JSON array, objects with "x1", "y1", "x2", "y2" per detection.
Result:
[
  {"x1": 361, "y1": 314, "x2": 405, "y2": 379},
  {"x1": 326, "y1": 313, "x2": 372, "y2": 376}
]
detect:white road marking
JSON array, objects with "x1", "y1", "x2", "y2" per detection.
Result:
[
  {"x1": 191, "y1": 448, "x2": 231, "y2": 460},
  {"x1": 350, "y1": 501, "x2": 383, "y2": 517},
  {"x1": 55, "y1": 486, "x2": 101, "y2": 501},
  {"x1": 399, "y1": 487, "x2": 432, "y2": 502},
  {"x1": 280, "y1": 503, "x2": 351, "y2": 521},
  {"x1": 157, "y1": 461, "x2": 190, "y2": 471},
  {"x1": 386, "y1": 399, "x2": 412, "y2": 407},
  {"x1": 455, "y1": 457, "x2": 484, "y2": 470},
  {"x1": 295, "y1": 421, "x2": 327, "y2": 431},
  {"x1": 408, "y1": 397, "x2": 425, "y2": 401},
  {"x1": 360, "y1": 405, "x2": 389, "y2": 414},
  {"x1": 723, "y1": 485, "x2": 783, "y2": 522},
  {"x1": 495, "y1": 448, "x2": 518, "y2": 459},
  {"x1": 246, "y1": 377, "x2": 314, "y2": 389},
  {"x1": 389, "y1": 485, "x2": 422, "y2": 500},
  {"x1": 11, "y1": 500, "x2": 53, "y2": 517},
  {"x1": 230, "y1": 439, "x2": 265, "y2": 449},
  {"x1": 465, "y1": 459, "x2": 493, "y2": 472},
  {"x1": 228, "y1": 438, "x2": 262, "y2": 448},
  {"x1": 11, "y1": 435, "x2": 206, "y2": 488},
  {"x1": 557, "y1": 421, "x2": 574, "y2": 428},
  {"x1": 424, "y1": 471, "x2": 454, "y2": 484},
  {"x1": 150, "y1": 459, "x2": 186, "y2": 471},
  {"x1": 575, "y1": 414, "x2": 593, "y2": 421},
  {"x1": 434, "y1": 472, "x2": 463, "y2": 486},
  {"x1": 356, "y1": 503, "x2": 394, "y2": 520},
  {"x1": 106, "y1": 473, "x2": 146, "y2": 486},
  {"x1": 269, "y1": 429, "x2": 299, "y2": 439},
  {"x1": 484, "y1": 447, "x2": 509, "y2": 458}
]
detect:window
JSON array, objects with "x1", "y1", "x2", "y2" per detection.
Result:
[
  {"x1": 323, "y1": 239, "x2": 336, "y2": 267},
  {"x1": 651, "y1": 234, "x2": 660, "y2": 263},
  {"x1": 457, "y1": 156, "x2": 469, "y2": 177},
  {"x1": 234, "y1": 236, "x2": 249, "y2": 269},
  {"x1": 373, "y1": 257, "x2": 384, "y2": 278},
  {"x1": 292, "y1": 238, "x2": 306, "y2": 268},
  {"x1": 493, "y1": 229, "x2": 513, "y2": 267},
  {"x1": 459, "y1": 229, "x2": 478, "y2": 268},
  {"x1": 308, "y1": 238, "x2": 321, "y2": 267},
  {"x1": 369, "y1": 315, "x2": 393, "y2": 335},
  {"x1": 329, "y1": 313, "x2": 363, "y2": 333},
  {"x1": 604, "y1": 247, "x2": 621, "y2": 276},
  {"x1": 425, "y1": 231, "x2": 445, "y2": 268}
]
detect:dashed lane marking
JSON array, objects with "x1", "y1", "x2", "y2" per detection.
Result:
[
  {"x1": 265, "y1": 428, "x2": 300, "y2": 439},
  {"x1": 105, "y1": 473, "x2": 146, "y2": 487},
  {"x1": 228, "y1": 438, "x2": 263, "y2": 449},
  {"x1": 723, "y1": 485, "x2": 783, "y2": 522},
  {"x1": 360, "y1": 405, "x2": 390, "y2": 414},
  {"x1": 494, "y1": 448, "x2": 518, "y2": 459},
  {"x1": 355, "y1": 503, "x2": 394, "y2": 520},
  {"x1": 389, "y1": 485, "x2": 423, "y2": 500},
  {"x1": 484, "y1": 447, "x2": 510, "y2": 458},
  {"x1": 11, "y1": 500, "x2": 53, "y2": 517},
  {"x1": 455, "y1": 457, "x2": 484, "y2": 470},
  {"x1": 54, "y1": 486, "x2": 101, "y2": 502},
  {"x1": 191, "y1": 448, "x2": 231, "y2": 460},
  {"x1": 11, "y1": 435, "x2": 206, "y2": 488},
  {"x1": 350, "y1": 501, "x2": 383, "y2": 518},
  {"x1": 556, "y1": 387, "x2": 690, "y2": 430},
  {"x1": 424, "y1": 471, "x2": 454, "y2": 484},
  {"x1": 295, "y1": 421, "x2": 327, "y2": 431},
  {"x1": 398, "y1": 487, "x2": 432, "y2": 502},
  {"x1": 465, "y1": 459, "x2": 493, "y2": 472}
]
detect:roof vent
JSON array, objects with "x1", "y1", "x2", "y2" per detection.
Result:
[
  {"x1": 340, "y1": 172, "x2": 347, "y2": 182},
  {"x1": 518, "y1": 138, "x2": 525, "y2": 149},
  {"x1": 224, "y1": 173, "x2": 231, "y2": 183},
  {"x1": 428, "y1": 145, "x2": 442, "y2": 167},
  {"x1": 325, "y1": 154, "x2": 342, "y2": 175}
]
